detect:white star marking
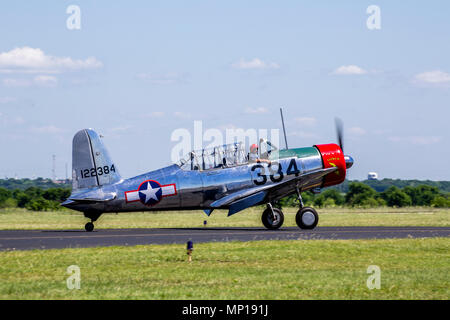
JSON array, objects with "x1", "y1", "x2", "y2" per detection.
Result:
[{"x1": 139, "y1": 182, "x2": 161, "y2": 204}]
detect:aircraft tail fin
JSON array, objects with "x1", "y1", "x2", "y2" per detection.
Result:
[{"x1": 72, "y1": 129, "x2": 121, "y2": 191}]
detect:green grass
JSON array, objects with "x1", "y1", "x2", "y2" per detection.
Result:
[
  {"x1": 0, "y1": 207, "x2": 449, "y2": 230},
  {"x1": 0, "y1": 238, "x2": 448, "y2": 299}
]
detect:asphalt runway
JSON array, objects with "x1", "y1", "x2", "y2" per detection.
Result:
[{"x1": 0, "y1": 226, "x2": 449, "y2": 251}]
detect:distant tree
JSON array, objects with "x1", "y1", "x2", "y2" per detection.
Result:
[
  {"x1": 301, "y1": 191, "x2": 315, "y2": 206},
  {"x1": 431, "y1": 196, "x2": 450, "y2": 208},
  {"x1": 381, "y1": 186, "x2": 412, "y2": 207},
  {"x1": 359, "y1": 197, "x2": 379, "y2": 208},
  {"x1": 43, "y1": 188, "x2": 71, "y2": 202},
  {"x1": 0, "y1": 198, "x2": 17, "y2": 208},
  {"x1": 0, "y1": 187, "x2": 12, "y2": 204},
  {"x1": 13, "y1": 191, "x2": 32, "y2": 208},
  {"x1": 313, "y1": 195, "x2": 325, "y2": 207},
  {"x1": 345, "y1": 182, "x2": 377, "y2": 207},
  {"x1": 321, "y1": 189, "x2": 345, "y2": 205},
  {"x1": 25, "y1": 197, "x2": 55, "y2": 211},
  {"x1": 403, "y1": 185, "x2": 440, "y2": 206}
]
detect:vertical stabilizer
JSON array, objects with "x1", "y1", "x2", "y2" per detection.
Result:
[{"x1": 72, "y1": 129, "x2": 121, "y2": 190}]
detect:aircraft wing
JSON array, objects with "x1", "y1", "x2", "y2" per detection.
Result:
[{"x1": 210, "y1": 166, "x2": 338, "y2": 216}]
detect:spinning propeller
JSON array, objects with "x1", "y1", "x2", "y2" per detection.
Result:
[{"x1": 334, "y1": 117, "x2": 354, "y2": 169}]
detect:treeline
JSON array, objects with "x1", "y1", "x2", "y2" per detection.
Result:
[
  {"x1": 279, "y1": 182, "x2": 450, "y2": 208},
  {"x1": 0, "y1": 178, "x2": 71, "y2": 191},
  {"x1": 2, "y1": 177, "x2": 449, "y2": 193},
  {"x1": 0, "y1": 187, "x2": 71, "y2": 211},
  {"x1": 332, "y1": 179, "x2": 450, "y2": 193},
  {"x1": 0, "y1": 182, "x2": 449, "y2": 212}
]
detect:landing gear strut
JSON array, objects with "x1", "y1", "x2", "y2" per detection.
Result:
[
  {"x1": 295, "y1": 187, "x2": 319, "y2": 230},
  {"x1": 261, "y1": 203, "x2": 284, "y2": 230}
]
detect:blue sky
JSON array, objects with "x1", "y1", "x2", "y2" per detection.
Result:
[{"x1": 0, "y1": 1, "x2": 449, "y2": 180}]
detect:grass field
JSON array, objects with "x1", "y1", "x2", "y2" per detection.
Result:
[
  {"x1": 0, "y1": 238, "x2": 448, "y2": 299},
  {"x1": 0, "y1": 207, "x2": 449, "y2": 230},
  {"x1": 1, "y1": 207, "x2": 448, "y2": 300}
]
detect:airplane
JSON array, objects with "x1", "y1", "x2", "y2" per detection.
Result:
[{"x1": 62, "y1": 116, "x2": 354, "y2": 232}]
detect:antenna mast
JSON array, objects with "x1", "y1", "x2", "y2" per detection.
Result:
[{"x1": 280, "y1": 108, "x2": 289, "y2": 150}]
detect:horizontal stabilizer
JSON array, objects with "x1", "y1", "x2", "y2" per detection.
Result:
[{"x1": 63, "y1": 190, "x2": 117, "y2": 206}]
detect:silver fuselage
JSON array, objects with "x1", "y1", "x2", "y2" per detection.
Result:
[{"x1": 65, "y1": 153, "x2": 324, "y2": 214}]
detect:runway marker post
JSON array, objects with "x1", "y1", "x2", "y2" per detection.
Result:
[{"x1": 187, "y1": 240, "x2": 193, "y2": 262}]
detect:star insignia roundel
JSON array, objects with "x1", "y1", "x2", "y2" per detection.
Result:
[
  {"x1": 138, "y1": 180, "x2": 163, "y2": 206},
  {"x1": 124, "y1": 179, "x2": 177, "y2": 206}
]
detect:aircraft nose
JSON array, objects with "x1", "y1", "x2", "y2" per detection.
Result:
[{"x1": 344, "y1": 155, "x2": 354, "y2": 169}]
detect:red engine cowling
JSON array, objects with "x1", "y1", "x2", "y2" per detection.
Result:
[{"x1": 314, "y1": 143, "x2": 346, "y2": 187}]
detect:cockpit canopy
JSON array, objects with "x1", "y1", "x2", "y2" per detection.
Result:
[{"x1": 177, "y1": 139, "x2": 278, "y2": 171}]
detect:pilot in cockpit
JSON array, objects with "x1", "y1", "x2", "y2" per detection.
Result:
[{"x1": 248, "y1": 144, "x2": 271, "y2": 164}]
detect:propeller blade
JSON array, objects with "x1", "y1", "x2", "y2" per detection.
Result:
[{"x1": 335, "y1": 117, "x2": 344, "y2": 153}]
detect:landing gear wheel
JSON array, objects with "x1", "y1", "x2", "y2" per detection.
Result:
[
  {"x1": 85, "y1": 222, "x2": 94, "y2": 232},
  {"x1": 296, "y1": 207, "x2": 318, "y2": 230},
  {"x1": 262, "y1": 207, "x2": 284, "y2": 230}
]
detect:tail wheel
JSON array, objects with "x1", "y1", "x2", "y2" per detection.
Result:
[
  {"x1": 296, "y1": 207, "x2": 319, "y2": 229},
  {"x1": 262, "y1": 207, "x2": 284, "y2": 230},
  {"x1": 85, "y1": 222, "x2": 94, "y2": 232}
]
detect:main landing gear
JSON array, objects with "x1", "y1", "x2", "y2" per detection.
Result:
[
  {"x1": 261, "y1": 203, "x2": 284, "y2": 230},
  {"x1": 261, "y1": 188, "x2": 319, "y2": 230},
  {"x1": 294, "y1": 187, "x2": 319, "y2": 230},
  {"x1": 296, "y1": 207, "x2": 319, "y2": 229}
]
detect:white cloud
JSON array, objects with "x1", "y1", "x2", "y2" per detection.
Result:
[
  {"x1": 0, "y1": 114, "x2": 25, "y2": 126},
  {"x1": 332, "y1": 65, "x2": 367, "y2": 75},
  {"x1": 0, "y1": 47, "x2": 102, "y2": 74},
  {"x1": 414, "y1": 70, "x2": 450, "y2": 85},
  {"x1": 349, "y1": 127, "x2": 366, "y2": 136},
  {"x1": 147, "y1": 111, "x2": 165, "y2": 118},
  {"x1": 30, "y1": 125, "x2": 66, "y2": 134},
  {"x1": 293, "y1": 117, "x2": 316, "y2": 127},
  {"x1": 244, "y1": 107, "x2": 269, "y2": 114},
  {"x1": 0, "y1": 97, "x2": 16, "y2": 104},
  {"x1": 33, "y1": 75, "x2": 58, "y2": 87},
  {"x1": 2, "y1": 78, "x2": 32, "y2": 87},
  {"x1": 173, "y1": 111, "x2": 191, "y2": 119},
  {"x1": 2, "y1": 75, "x2": 58, "y2": 87},
  {"x1": 388, "y1": 136, "x2": 441, "y2": 145},
  {"x1": 232, "y1": 58, "x2": 280, "y2": 70},
  {"x1": 136, "y1": 72, "x2": 187, "y2": 85},
  {"x1": 217, "y1": 123, "x2": 239, "y2": 131},
  {"x1": 110, "y1": 125, "x2": 132, "y2": 133},
  {"x1": 288, "y1": 131, "x2": 319, "y2": 139}
]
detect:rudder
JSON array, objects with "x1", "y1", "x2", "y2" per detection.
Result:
[{"x1": 72, "y1": 129, "x2": 121, "y2": 190}]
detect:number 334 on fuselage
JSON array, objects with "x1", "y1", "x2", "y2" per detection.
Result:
[{"x1": 62, "y1": 129, "x2": 354, "y2": 232}]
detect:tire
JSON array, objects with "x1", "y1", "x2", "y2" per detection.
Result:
[
  {"x1": 85, "y1": 222, "x2": 94, "y2": 232},
  {"x1": 261, "y1": 207, "x2": 284, "y2": 230},
  {"x1": 296, "y1": 207, "x2": 318, "y2": 229}
]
